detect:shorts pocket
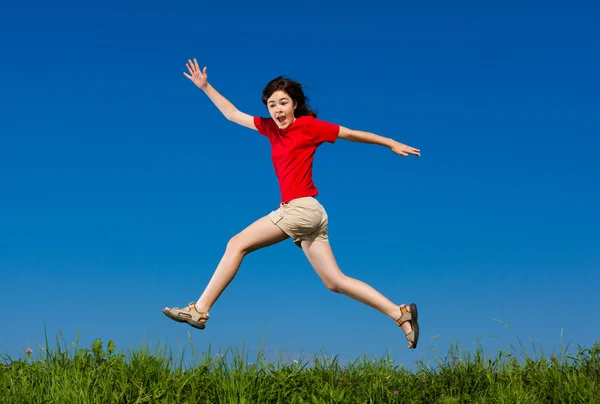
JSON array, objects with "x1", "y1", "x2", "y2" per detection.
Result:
[{"x1": 268, "y1": 209, "x2": 284, "y2": 225}]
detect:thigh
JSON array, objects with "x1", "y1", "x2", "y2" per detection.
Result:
[
  {"x1": 230, "y1": 215, "x2": 289, "y2": 254},
  {"x1": 301, "y1": 240, "x2": 344, "y2": 283}
]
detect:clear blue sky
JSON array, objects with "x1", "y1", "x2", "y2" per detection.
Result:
[{"x1": 1, "y1": 0, "x2": 599, "y2": 368}]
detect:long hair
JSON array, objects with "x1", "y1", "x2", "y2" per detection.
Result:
[{"x1": 261, "y1": 76, "x2": 317, "y2": 118}]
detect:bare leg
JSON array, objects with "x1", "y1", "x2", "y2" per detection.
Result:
[
  {"x1": 301, "y1": 239, "x2": 415, "y2": 348},
  {"x1": 164, "y1": 215, "x2": 288, "y2": 321}
]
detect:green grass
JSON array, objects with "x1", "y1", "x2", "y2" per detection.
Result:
[{"x1": 2, "y1": 331, "x2": 599, "y2": 404}]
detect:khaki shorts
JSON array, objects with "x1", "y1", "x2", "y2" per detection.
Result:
[{"x1": 268, "y1": 196, "x2": 329, "y2": 247}]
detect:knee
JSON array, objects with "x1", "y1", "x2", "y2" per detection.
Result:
[
  {"x1": 226, "y1": 234, "x2": 250, "y2": 256},
  {"x1": 324, "y1": 276, "x2": 346, "y2": 293}
]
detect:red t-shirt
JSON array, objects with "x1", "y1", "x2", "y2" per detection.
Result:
[{"x1": 253, "y1": 115, "x2": 339, "y2": 203}]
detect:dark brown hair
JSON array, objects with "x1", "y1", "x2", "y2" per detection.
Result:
[{"x1": 261, "y1": 76, "x2": 317, "y2": 118}]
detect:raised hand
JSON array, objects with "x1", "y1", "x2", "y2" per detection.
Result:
[
  {"x1": 390, "y1": 140, "x2": 420, "y2": 157},
  {"x1": 183, "y1": 58, "x2": 208, "y2": 90}
]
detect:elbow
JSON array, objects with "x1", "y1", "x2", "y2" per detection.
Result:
[
  {"x1": 223, "y1": 108, "x2": 238, "y2": 121},
  {"x1": 345, "y1": 133, "x2": 358, "y2": 142}
]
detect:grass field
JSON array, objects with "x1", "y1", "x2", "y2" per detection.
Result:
[{"x1": 2, "y1": 331, "x2": 599, "y2": 403}]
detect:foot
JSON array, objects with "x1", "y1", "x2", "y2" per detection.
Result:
[
  {"x1": 162, "y1": 302, "x2": 209, "y2": 329},
  {"x1": 163, "y1": 305, "x2": 209, "y2": 324},
  {"x1": 395, "y1": 303, "x2": 419, "y2": 349}
]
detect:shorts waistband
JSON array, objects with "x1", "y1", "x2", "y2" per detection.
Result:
[{"x1": 280, "y1": 196, "x2": 317, "y2": 206}]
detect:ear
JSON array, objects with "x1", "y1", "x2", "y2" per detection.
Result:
[{"x1": 294, "y1": 101, "x2": 297, "y2": 110}]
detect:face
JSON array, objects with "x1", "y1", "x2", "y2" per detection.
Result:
[{"x1": 267, "y1": 90, "x2": 296, "y2": 129}]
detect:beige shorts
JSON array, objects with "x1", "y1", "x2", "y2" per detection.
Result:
[{"x1": 268, "y1": 196, "x2": 329, "y2": 247}]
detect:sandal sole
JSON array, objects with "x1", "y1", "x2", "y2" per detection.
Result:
[
  {"x1": 162, "y1": 309, "x2": 206, "y2": 330},
  {"x1": 410, "y1": 303, "x2": 419, "y2": 349}
]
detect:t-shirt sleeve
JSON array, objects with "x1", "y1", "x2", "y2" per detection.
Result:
[
  {"x1": 311, "y1": 118, "x2": 340, "y2": 145},
  {"x1": 253, "y1": 116, "x2": 269, "y2": 137}
]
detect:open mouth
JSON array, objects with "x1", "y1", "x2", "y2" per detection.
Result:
[{"x1": 276, "y1": 115, "x2": 287, "y2": 124}]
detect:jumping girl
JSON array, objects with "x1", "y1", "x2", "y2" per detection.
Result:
[{"x1": 163, "y1": 59, "x2": 422, "y2": 349}]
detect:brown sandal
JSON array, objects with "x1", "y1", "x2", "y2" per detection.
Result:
[
  {"x1": 162, "y1": 302, "x2": 209, "y2": 330},
  {"x1": 396, "y1": 303, "x2": 419, "y2": 349}
]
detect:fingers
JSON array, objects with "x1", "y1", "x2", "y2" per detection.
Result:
[
  {"x1": 184, "y1": 59, "x2": 207, "y2": 78},
  {"x1": 394, "y1": 147, "x2": 419, "y2": 157},
  {"x1": 393, "y1": 141, "x2": 420, "y2": 157},
  {"x1": 186, "y1": 60, "x2": 194, "y2": 74},
  {"x1": 186, "y1": 59, "x2": 194, "y2": 72},
  {"x1": 405, "y1": 146, "x2": 420, "y2": 156},
  {"x1": 184, "y1": 58, "x2": 208, "y2": 85},
  {"x1": 186, "y1": 59, "x2": 200, "y2": 72},
  {"x1": 404, "y1": 144, "x2": 420, "y2": 153}
]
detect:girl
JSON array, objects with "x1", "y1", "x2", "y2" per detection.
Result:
[{"x1": 163, "y1": 59, "x2": 422, "y2": 349}]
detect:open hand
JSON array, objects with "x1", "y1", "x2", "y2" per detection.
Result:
[
  {"x1": 183, "y1": 58, "x2": 208, "y2": 90},
  {"x1": 390, "y1": 141, "x2": 420, "y2": 157}
]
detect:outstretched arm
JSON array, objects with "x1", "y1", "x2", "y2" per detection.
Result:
[
  {"x1": 337, "y1": 126, "x2": 420, "y2": 157},
  {"x1": 183, "y1": 58, "x2": 257, "y2": 130}
]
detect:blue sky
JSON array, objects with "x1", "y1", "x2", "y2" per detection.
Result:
[{"x1": 1, "y1": 0, "x2": 599, "y2": 368}]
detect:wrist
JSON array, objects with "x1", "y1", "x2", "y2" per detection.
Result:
[{"x1": 383, "y1": 137, "x2": 395, "y2": 148}]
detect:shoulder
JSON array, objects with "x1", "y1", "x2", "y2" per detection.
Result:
[
  {"x1": 302, "y1": 115, "x2": 340, "y2": 144},
  {"x1": 303, "y1": 115, "x2": 337, "y2": 127},
  {"x1": 296, "y1": 115, "x2": 336, "y2": 130}
]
